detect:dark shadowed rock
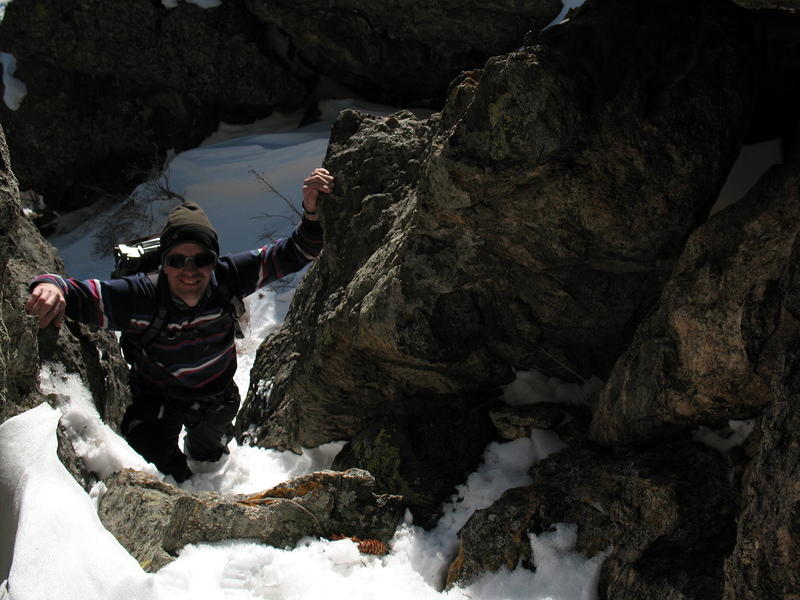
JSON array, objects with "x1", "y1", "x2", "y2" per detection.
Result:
[
  {"x1": 97, "y1": 468, "x2": 405, "y2": 572},
  {"x1": 590, "y1": 138, "x2": 800, "y2": 446},
  {"x1": 0, "y1": 125, "x2": 22, "y2": 423},
  {"x1": 447, "y1": 442, "x2": 737, "y2": 600},
  {"x1": 331, "y1": 405, "x2": 495, "y2": 528},
  {"x1": 722, "y1": 236, "x2": 800, "y2": 600},
  {"x1": 0, "y1": 0, "x2": 307, "y2": 211},
  {"x1": 238, "y1": 0, "x2": 759, "y2": 522},
  {"x1": 244, "y1": 0, "x2": 563, "y2": 104},
  {"x1": 729, "y1": 0, "x2": 800, "y2": 8},
  {"x1": 490, "y1": 402, "x2": 592, "y2": 443}
]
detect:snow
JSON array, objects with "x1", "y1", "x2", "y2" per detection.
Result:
[
  {"x1": 0, "y1": 365, "x2": 604, "y2": 600},
  {"x1": 0, "y1": 53, "x2": 27, "y2": 111},
  {"x1": 1, "y1": 370, "x2": 604, "y2": 600},
  {"x1": 162, "y1": 0, "x2": 222, "y2": 9},
  {"x1": 544, "y1": 0, "x2": 589, "y2": 30},
  {"x1": 503, "y1": 369, "x2": 603, "y2": 407},
  {"x1": 0, "y1": 404, "x2": 164, "y2": 600},
  {"x1": 693, "y1": 419, "x2": 756, "y2": 455}
]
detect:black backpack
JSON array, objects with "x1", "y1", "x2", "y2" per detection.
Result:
[{"x1": 112, "y1": 234, "x2": 163, "y2": 279}]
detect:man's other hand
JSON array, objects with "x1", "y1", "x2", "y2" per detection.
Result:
[
  {"x1": 25, "y1": 283, "x2": 66, "y2": 329},
  {"x1": 301, "y1": 168, "x2": 334, "y2": 221}
]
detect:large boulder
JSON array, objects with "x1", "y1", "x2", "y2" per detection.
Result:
[
  {"x1": 243, "y1": 0, "x2": 563, "y2": 103},
  {"x1": 237, "y1": 0, "x2": 759, "y2": 520},
  {"x1": 0, "y1": 0, "x2": 307, "y2": 211},
  {"x1": 97, "y1": 468, "x2": 405, "y2": 572},
  {"x1": 0, "y1": 125, "x2": 21, "y2": 421},
  {"x1": 722, "y1": 236, "x2": 800, "y2": 599},
  {"x1": 446, "y1": 441, "x2": 738, "y2": 600},
  {"x1": 590, "y1": 134, "x2": 800, "y2": 446}
]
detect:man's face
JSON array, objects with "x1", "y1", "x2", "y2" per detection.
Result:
[{"x1": 163, "y1": 242, "x2": 215, "y2": 307}]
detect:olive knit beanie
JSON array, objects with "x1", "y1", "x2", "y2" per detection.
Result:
[{"x1": 160, "y1": 201, "x2": 220, "y2": 256}]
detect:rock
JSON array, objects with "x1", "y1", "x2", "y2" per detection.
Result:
[
  {"x1": 56, "y1": 424, "x2": 92, "y2": 491},
  {"x1": 490, "y1": 403, "x2": 591, "y2": 442},
  {"x1": 447, "y1": 442, "x2": 737, "y2": 600},
  {"x1": 237, "y1": 108, "x2": 440, "y2": 448},
  {"x1": 0, "y1": 0, "x2": 307, "y2": 210},
  {"x1": 331, "y1": 406, "x2": 495, "y2": 528},
  {"x1": 422, "y1": 0, "x2": 757, "y2": 381},
  {"x1": 97, "y1": 468, "x2": 405, "y2": 572},
  {"x1": 590, "y1": 132, "x2": 800, "y2": 446},
  {"x1": 238, "y1": 0, "x2": 759, "y2": 520},
  {"x1": 722, "y1": 237, "x2": 800, "y2": 599},
  {"x1": 0, "y1": 125, "x2": 22, "y2": 422},
  {"x1": 244, "y1": 0, "x2": 563, "y2": 104}
]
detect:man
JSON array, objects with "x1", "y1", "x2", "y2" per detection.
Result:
[{"x1": 25, "y1": 168, "x2": 334, "y2": 482}]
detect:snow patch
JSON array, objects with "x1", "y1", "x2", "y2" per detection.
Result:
[
  {"x1": 39, "y1": 363, "x2": 155, "y2": 479},
  {"x1": 1, "y1": 52, "x2": 27, "y2": 110},
  {"x1": 544, "y1": 0, "x2": 589, "y2": 30},
  {"x1": 503, "y1": 369, "x2": 603, "y2": 406},
  {"x1": 694, "y1": 419, "x2": 756, "y2": 454},
  {"x1": 162, "y1": 0, "x2": 221, "y2": 8}
]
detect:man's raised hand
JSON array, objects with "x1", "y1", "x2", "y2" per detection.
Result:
[
  {"x1": 25, "y1": 283, "x2": 66, "y2": 329},
  {"x1": 301, "y1": 168, "x2": 334, "y2": 220}
]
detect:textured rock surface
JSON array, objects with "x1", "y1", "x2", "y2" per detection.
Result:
[
  {"x1": 244, "y1": 0, "x2": 563, "y2": 103},
  {"x1": 0, "y1": 0, "x2": 307, "y2": 210},
  {"x1": 447, "y1": 442, "x2": 737, "y2": 600},
  {"x1": 590, "y1": 138, "x2": 800, "y2": 445},
  {"x1": 0, "y1": 125, "x2": 22, "y2": 422},
  {"x1": 490, "y1": 402, "x2": 591, "y2": 443},
  {"x1": 722, "y1": 236, "x2": 800, "y2": 600},
  {"x1": 331, "y1": 406, "x2": 495, "y2": 528},
  {"x1": 98, "y1": 468, "x2": 405, "y2": 572},
  {"x1": 238, "y1": 0, "x2": 759, "y2": 518}
]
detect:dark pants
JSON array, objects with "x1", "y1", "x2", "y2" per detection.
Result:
[{"x1": 120, "y1": 377, "x2": 240, "y2": 482}]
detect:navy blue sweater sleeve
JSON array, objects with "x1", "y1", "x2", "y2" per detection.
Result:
[
  {"x1": 225, "y1": 217, "x2": 323, "y2": 297},
  {"x1": 28, "y1": 273, "x2": 156, "y2": 331}
]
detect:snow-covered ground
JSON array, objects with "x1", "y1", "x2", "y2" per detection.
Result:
[{"x1": 7, "y1": 362, "x2": 604, "y2": 600}]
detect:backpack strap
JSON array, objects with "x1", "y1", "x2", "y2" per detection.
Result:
[
  {"x1": 119, "y1": 273, "x2": 173, "y2": 371},
  {"x1": 213, "y1": 263, "x2": 246, "y2": 339},
  {"x1": 137, "y1": 273, "x2": 171, "y2": 348}
]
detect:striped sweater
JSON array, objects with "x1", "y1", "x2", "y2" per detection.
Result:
[{"x1": 31, "y1": 218, "x2": 323, "y2": 397}]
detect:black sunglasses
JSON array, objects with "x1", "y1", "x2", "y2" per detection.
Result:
[{"x1": 164, "y1": 251, "x2": 217, "y2": 270}]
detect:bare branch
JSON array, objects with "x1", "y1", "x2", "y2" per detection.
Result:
[{"x1": 89, "y1": 171, "x2": 185, "y2": 259}]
